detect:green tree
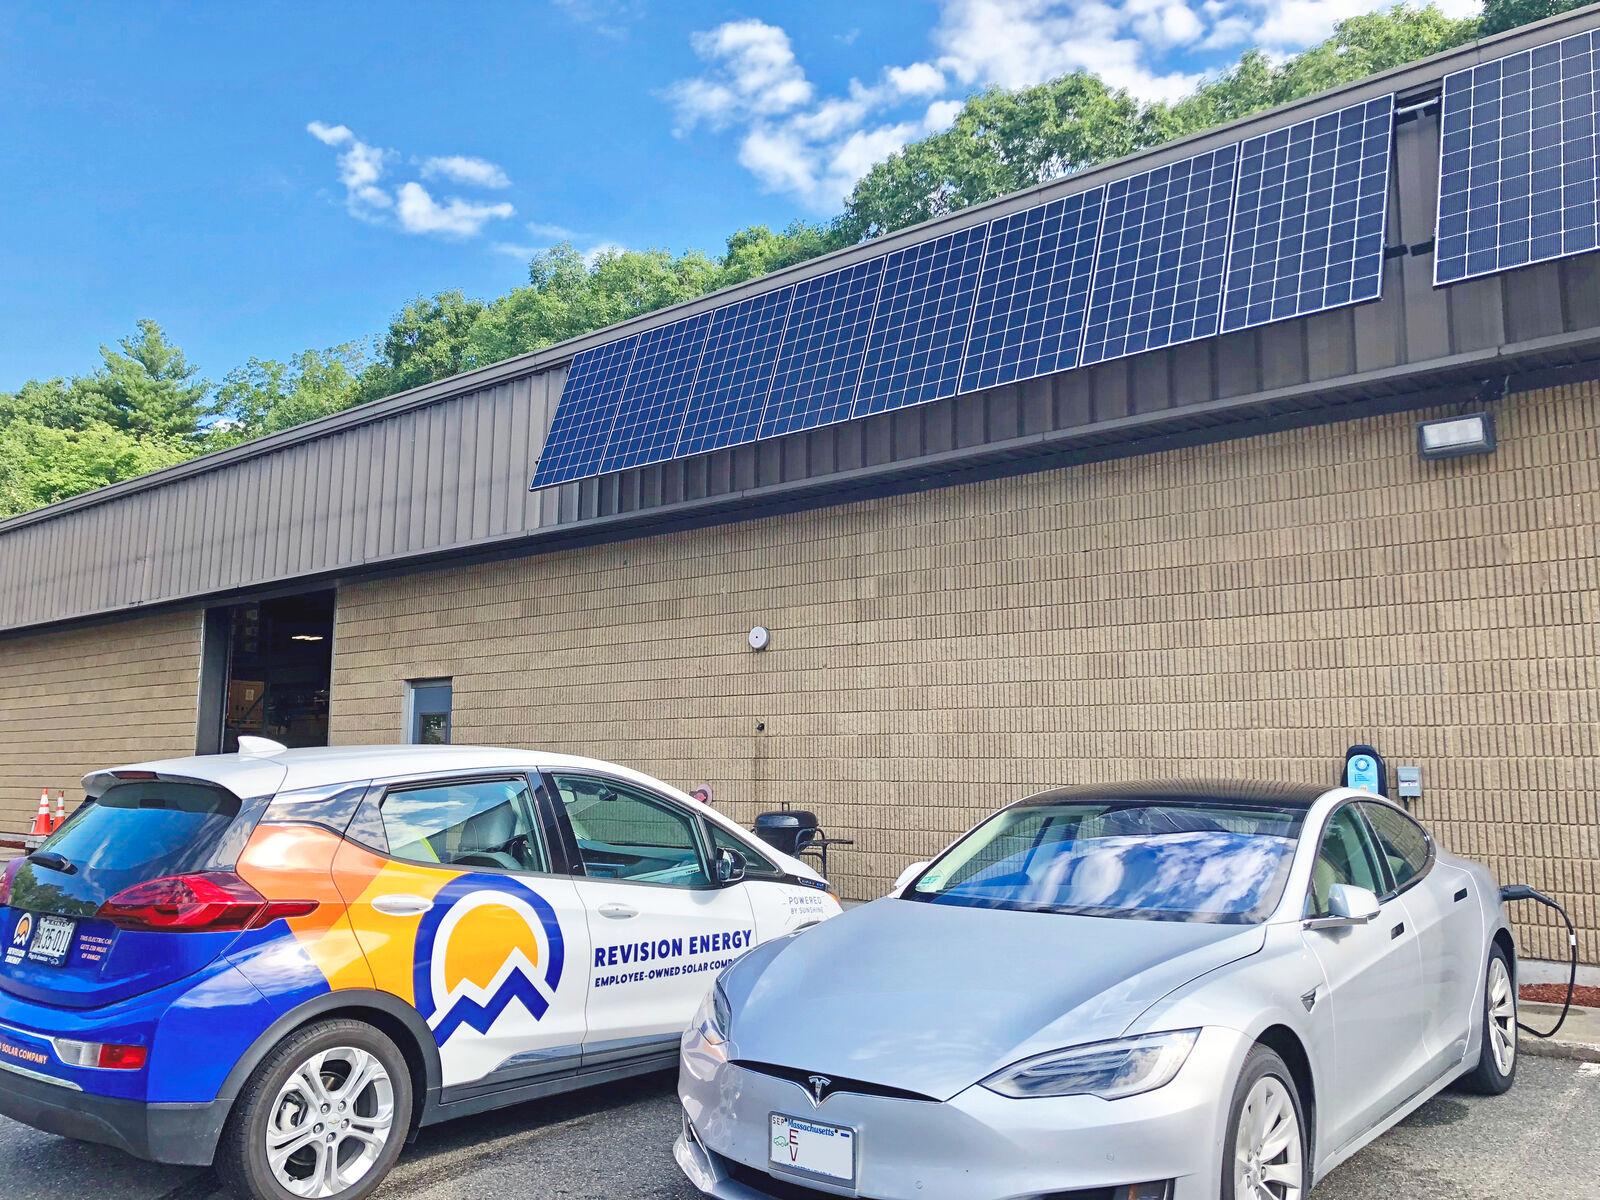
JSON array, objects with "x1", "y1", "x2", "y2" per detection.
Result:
[
  {"x1": 355, "y1": 290, "x2": 487, "y2": 402},
  {"x1": 209, "y1": 343, "x2": 368, "y2": 447},
  {"x1": 0, "y1": 377, "x2": 95, "y2": 430},
  {"x1": 0, "y1": 420, "x2": 189, "y2": 519},
  {"x1": 1480, "y1": 0, "x2": 1588, "y2": 35},
  {"x1": 68, "y1": 319, "x2": 214, "y2": 442}
]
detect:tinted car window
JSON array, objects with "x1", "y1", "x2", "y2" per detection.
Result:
[
  {"x1": 1308, "y1": 806, "x2": 1386, "y2": 916},
  {"x1": 1360, "y1": 802, "x2": 1430, "y2": 892},
  {"x1": 12, "y1": 781, "x2": 243, "y2": 915},
  {"x1": 908, "y1": 801, "x2": 1305, "y2": 924},
  {"x1": 708, "y1": 822, "x2": 780, "y2": 879},
  {"x1": 551, "y1": 775, "x2": 709, "y2": 888},
  {"x1": 381, "y1": 778, "x2": 547, "y2": 873}
]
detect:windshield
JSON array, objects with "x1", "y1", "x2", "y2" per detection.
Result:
[{"x1": 906, "y1": 799, "x2": 1305, "y2": 924}]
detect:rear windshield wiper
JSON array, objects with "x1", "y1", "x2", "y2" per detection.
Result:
[{"x1": 25, "y1": 851, "x2": 76, "y2": 875}]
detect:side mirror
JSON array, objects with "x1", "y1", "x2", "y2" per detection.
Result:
[
  {"x1": 1306, "y1": 883, "x2": 1382, "y2": 931},
  {"x1": 715, "y1": 847, "x2": 747, "y2": 886},
  {"x1": 891, "y1": 861, "x2": 931, "y2": 897}
]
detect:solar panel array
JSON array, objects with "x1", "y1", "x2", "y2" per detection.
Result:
[
  {"x1": 1435, "y1": 29, "x2": 1600, "y2": 286},
  {"x1": 533, "y1": 94, "x2": 1399, "y2": 489},
  {"x1": 1224, "y1": 95, "x2": 1394, "y2": 332}
]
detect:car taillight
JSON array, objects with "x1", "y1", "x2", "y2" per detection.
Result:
[
  {"x1": 54, "y1": 1038, "x2": 149, "y2": 1070},
  {"x1": 95, "y1": 872, "x2": 317, "y2": 933},
  {"x1": 0, "y1": 857, "x2": 22, "y2": 907}
]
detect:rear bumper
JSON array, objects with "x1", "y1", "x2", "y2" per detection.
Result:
[{"x1": 0, "y1": 1061, "x2": 231, "y2": 1166}]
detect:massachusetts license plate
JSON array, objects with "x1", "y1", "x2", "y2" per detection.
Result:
[
  {"x1": 27, "y1": 915, "x2": 76, "y2": 967},
  {"x1": 770, "y1": 1113, "x2": 856, "y2": 1184}
]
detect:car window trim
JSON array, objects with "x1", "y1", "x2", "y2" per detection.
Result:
[
  {"x1": 1303, "y1": 799, "x2": 1394, "y2": 916},
  {"x1": 541, "y1": 769, "x2": 719, "y2": 892},
  {"x1": 1354, "y1": 799, "x2": 1436, "y2": 901},
  {"x1": 370, "y1": 771, "x2": 560, "y2": 880}
]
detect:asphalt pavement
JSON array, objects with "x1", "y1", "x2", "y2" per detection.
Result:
[{"x1": 0, "y1": 1056, "x2": 1594, "y2": 1200}]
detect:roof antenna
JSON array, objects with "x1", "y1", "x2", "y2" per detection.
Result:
[{"x1": 237, "y1": 736, "x2": 289, "y2": 757}]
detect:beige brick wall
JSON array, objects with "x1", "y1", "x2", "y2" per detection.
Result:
[
  {"x1": 0, "y1": 609, "x2": 202, "y2": 840},
  {"x1": 331, "y1": 382, "x2": 1599, "y2": 964}
]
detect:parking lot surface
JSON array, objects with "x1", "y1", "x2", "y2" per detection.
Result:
[{"x1": 0, "y1": 1056, "x2": 1594, "y2": 1200}]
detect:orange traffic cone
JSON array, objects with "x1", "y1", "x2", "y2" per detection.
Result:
[
  {"x1": 52, "y1": 791, "x2": 65, "y2": 832},
  {"x1": 29, "y1": 789, "x2": 52, "y2": 838}
]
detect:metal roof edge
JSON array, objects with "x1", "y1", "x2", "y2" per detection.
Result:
[{"x1": 4, "y1": 3, "x2": 1597, "y2": 538}]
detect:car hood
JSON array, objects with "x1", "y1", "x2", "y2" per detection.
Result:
[{"x1": 724, "y1": 898, "x2": 1264, "y2": 1101}]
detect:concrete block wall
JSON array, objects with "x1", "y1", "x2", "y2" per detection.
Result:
[
  {"x1": 0, "y1": 609, "x2": 202, "y2": 838},
  {"x1": 310, "y1": 380, "x2": 1593, "y2": 965}
]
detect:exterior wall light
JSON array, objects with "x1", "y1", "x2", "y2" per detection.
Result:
[{"x1": 1417, "y1": 411, "x2": 1495, "y2": 460}]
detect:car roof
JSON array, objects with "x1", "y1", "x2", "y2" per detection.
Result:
[
  {"x1": 1017, "y1": 779, "x2": 1338, "y2": 810},
  {"x1": 82, "y1": 744, "x2": 674, "y2": 798}
]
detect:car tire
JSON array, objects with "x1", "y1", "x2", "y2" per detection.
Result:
[
  {"x1": 1460, "y1": 943, "x2": 1517, "y2": 1096},
  {"x1": 215, "y1": 1018, "x2": 414, "y2": 1200},
  {"x1": 1221, "y1": 1045, "x2": 1308, "y2": 1200}
]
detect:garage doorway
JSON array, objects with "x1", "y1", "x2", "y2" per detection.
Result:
[{"x1": 202, "y1": 590, "x2": 336, "y2": 753}]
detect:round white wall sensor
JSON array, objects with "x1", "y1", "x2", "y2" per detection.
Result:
[{"x1": 748, "y1": 626, "x2": 770, "y2": 651}]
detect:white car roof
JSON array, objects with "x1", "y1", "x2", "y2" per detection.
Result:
[{"x1": 81, "y1": 743, "x2": 825, "y2": 883}]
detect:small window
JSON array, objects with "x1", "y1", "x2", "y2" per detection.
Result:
[
  {"x1": 707, "y1": 821, "x2": 780, "y2": 879},
  {"x1": 1307, "y1": 806, "x2": 1386, "y2": 917},
  {"x1": 406, "y1": 680, "x2": 453, "y2": 745},
  {"x1": 381, "y1": 778, "x2": 546, "y2": 873},
  {"x1": 551, "y1": 774, "x2": 709, "y2": 888},
  {"x1": 1360, "y1": 803, "x2": 1431, "y2": 892}
]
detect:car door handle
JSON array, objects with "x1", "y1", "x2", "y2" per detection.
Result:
[
  {"x1": 1454, "y1": 888, "x2": 1469, "y2": 903},
  {"x1": 598, "y1": 903, "x2": 639, "y2": 920},
  {"x1": 1390, "y1": 922, "x2": 1406, "y2": 940},
  {"x1": 372, "y1": 894, "x2": 433, "y2": 917}
]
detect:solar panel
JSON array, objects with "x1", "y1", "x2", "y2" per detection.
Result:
[
  {"x1": 853, "y1": 224, "x2": 988, "y2": 418},
  {"x1": 1435, "y1": 29, "x2": 1600, "y2": 285},
  {"x1": 673, "y1": 286, "x2": 795, "y2": 458},
  {"x1": 528, "y1": 335, "x2": 641, "y2": 489},
  {"x1": 959, "y1": 188, "x2": 1104, "y2": 393},
  {"x1": 1081, "y1": 145, "x2": 1239, "y2": 367},
  {"x1": 595, "y1": 312, "x2": 712, "y2": 474},
  {"x1": 1222, "y1": 95, "x2": 1394, "y2": 334},
  {"x1": 758, "y1": 257, "x2": 887, "y2": 440}
]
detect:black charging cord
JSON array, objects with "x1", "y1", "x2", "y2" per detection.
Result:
[{"x1": 1499, "y1": 884, "x2": 1579, "y2": 1038}]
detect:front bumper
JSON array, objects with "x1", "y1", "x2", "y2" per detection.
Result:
[
  {"x1": 0, "y1": 1061, "x2": 230, "y2": 1165},
  {"x1": 676, "y1": 1026, "x2": 1248, "y2": 1200}
]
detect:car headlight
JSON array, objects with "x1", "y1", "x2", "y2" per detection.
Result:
[
  {"x1": 697, "y1": 979, "x2": 732, "y2": 1046},
  {"x1": 982, "y1": 1029, "x2": 1200, "y2": 1100}
]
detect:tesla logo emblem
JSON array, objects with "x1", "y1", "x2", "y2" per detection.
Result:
[{"x1": 806, "y1": 1075, "x2": 832, "y2": 1105}]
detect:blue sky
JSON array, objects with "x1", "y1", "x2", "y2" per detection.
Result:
[{"x1": 1, "y1": 0, "x2": 1478, "y2": 391}]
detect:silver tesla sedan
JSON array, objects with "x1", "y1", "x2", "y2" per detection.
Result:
[{"x1": 675, "y1": 782, "x2": 1518, "y2": 1200}]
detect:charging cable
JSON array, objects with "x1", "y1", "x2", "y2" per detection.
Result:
[{"x1": 1499, "y1": 884, "x2": 1578, "y2": 1038}]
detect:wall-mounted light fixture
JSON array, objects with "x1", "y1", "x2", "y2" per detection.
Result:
[
  {"x1": 290, "y1": 634, "x2": 326, "y2": 642},
  {"x1": 1417, "y1": 411, "x2": 1495, "y2": 460}
]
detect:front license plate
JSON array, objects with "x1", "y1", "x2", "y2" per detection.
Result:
[
  {"x1": 27, "y1": 915, "x2": 76, "y2": 966},
  {"x1": 770, "y1": 1113, "x2": 856, "y2": 1185}
]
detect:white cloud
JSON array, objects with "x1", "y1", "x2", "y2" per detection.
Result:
[
  {"x1": 306, "y1": 121, "x2": 353, "y2": 146},
  {"x1": 420, "y1": 154, "x2": 511, "y2": 189},
  {"x1": 307, "y1": 121, "x2": 515, "y2": 238},
  {"x1": 394, "y1": 182, "x2": 515, "y2": 238},
  {"x1": 669, "y1": 19, "x2": 814, "y2": 132},
  {"x1": 923, "y1": 99, "x2": 964, "y2": 132},
  {"x1": 930, "y1": 0, "x2": 1201, "y2": 103},
  {"x1": 886, "y1": 62, "x2": 947, "y2": 97}
]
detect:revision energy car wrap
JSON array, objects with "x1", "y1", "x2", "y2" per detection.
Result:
[{"x1": 0, "y1": 745, "x2": 838, "y2": 1197}]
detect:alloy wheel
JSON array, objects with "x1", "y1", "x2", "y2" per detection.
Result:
[
  {"x1": 1487, "y1": 955, "x2": 1517, "y2": 1076},
  {"x1": 265, "y1": 1046, "x2": 396, "y2": 1198},
  {"x1": 1233, "y1": 1075, "x2": 1303, "y2": 1200}
]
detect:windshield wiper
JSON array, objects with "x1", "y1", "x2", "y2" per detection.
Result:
[{"x1": 25, "y1": 851, "x2": 76, "y2": 875}]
